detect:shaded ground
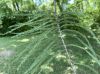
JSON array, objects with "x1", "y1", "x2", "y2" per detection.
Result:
[
  {"x1": 0, "y1": 36, "x2": 100, "y2": 74},
  {"x1": 0, "y1": 37, "x2": 30, "y2": 74}
]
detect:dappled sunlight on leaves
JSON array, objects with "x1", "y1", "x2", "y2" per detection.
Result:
[
  {"x1": 41, "y1": 64, "x2": 54, "y2": 73},
  {"x1": 17, "y1": 38, "x2": 30, "y2": 42}
]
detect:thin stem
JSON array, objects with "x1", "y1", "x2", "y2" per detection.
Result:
[{"x1": 53, "y1": 0, "x2": 76, "y2": 74}]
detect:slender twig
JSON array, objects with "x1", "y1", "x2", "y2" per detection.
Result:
[{"x1": 53, "y1": 0, "x2": 76, "y2": 74}]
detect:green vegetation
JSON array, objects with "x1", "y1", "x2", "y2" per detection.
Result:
[{"x1": 0, "y1": 0, "x2": 100, "y2": 74}]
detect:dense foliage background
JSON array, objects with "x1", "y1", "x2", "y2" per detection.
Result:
[{"x1": 0, "y1": 0, "x2": 100, "y2": 74}]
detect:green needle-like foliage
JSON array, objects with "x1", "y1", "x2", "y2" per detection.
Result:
[
  {"x1": 0, "y1": 11, "x2": 99, "y2": 74},
  {"x1": 0, "y1": 0, "x2": 100, "y2": 74}
]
